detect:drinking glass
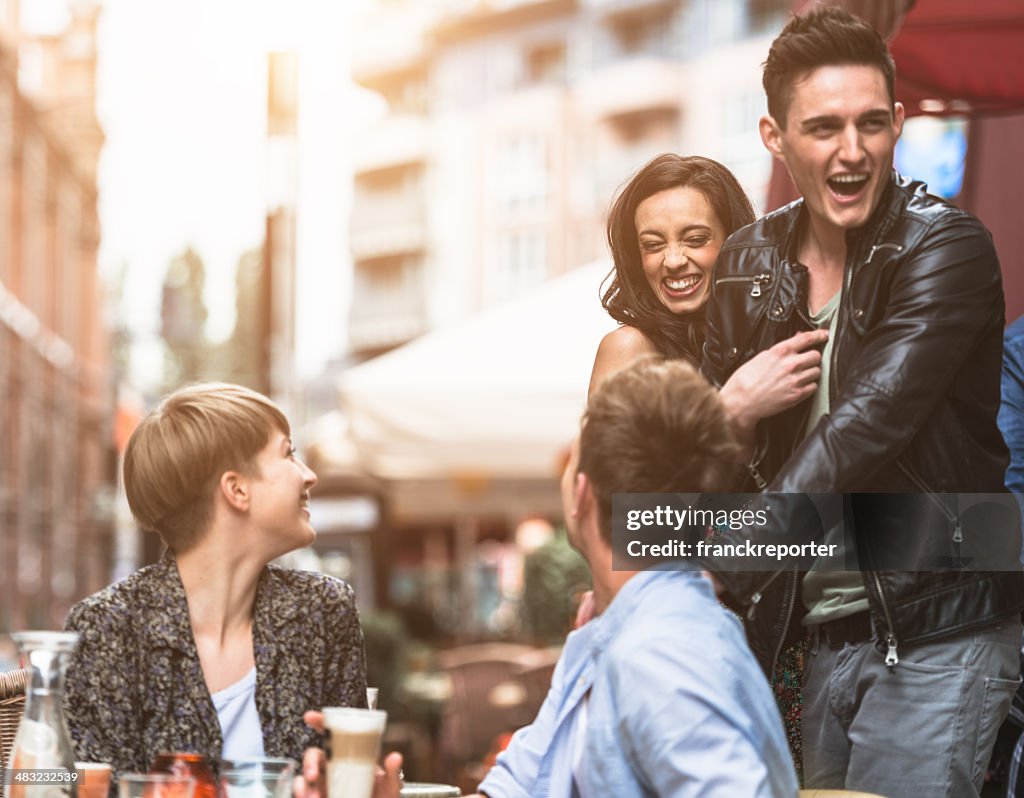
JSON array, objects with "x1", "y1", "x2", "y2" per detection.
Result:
[
  {"x1": 321, "y1": 708, "x2": 387, "y2": 798},
  {"x1": 217, "y1": 760, "x2": 293, "y2": 798},
  {"x1": 218, "y1": 771, "x2": 290, "y2": 798}
]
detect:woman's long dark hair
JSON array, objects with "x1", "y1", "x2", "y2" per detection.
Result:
[{"x1": 602, "y1": 154, "x2": 755, "y2": 364}]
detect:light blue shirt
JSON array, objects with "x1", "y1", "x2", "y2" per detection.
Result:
[
  {"x1": 211, "y1": 667, "x2": 265, "y2": 760},
  {"x1": 479, "y1": 569, "x2": 798, "y2": 798}
]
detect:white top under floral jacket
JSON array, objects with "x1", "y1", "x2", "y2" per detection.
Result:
[{"x1": 63, "y1": 552, "x2": 367, "y2": 794}]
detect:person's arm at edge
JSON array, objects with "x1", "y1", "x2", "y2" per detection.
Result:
[{"x1": 1000, "y1": 319, "x2": 1024, "y2": 497}]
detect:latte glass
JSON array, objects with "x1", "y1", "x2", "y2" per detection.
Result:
[{"x1": 321, "y1": 708, "x2": 387, "y2": 798}]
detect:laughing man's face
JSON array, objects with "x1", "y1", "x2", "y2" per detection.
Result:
[{"x1": 762, "y1": 63, "x2": 904, "y2": 239}]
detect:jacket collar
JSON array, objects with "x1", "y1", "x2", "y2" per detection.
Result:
[
  {"x1": 139, "y1": 549, "x2": 285, "y2": 662},
  {"x1": 780, "y1": 170, "x2": 903, "y2": 265},
  {"x1": 137, "y1": 550, "x2": 198, "y2": 654}
]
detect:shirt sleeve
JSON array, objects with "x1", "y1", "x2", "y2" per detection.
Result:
[
  {"x1": 1001, "y1": 321, "x2": 1024, "y2": 498},
  {"x1": 63, "y1": 599, "x2": 145, "y2": 798}
]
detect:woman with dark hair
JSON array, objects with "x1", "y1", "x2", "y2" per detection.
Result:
[
  {"x1": 590, "y1": 153, "x2": 826, "y2": 441},
  {"x1": 600, "y1": 154, "x2": 754, "y2": 364},
  {"x1": 588, "y1": 154, "x2": 826, "y2": 779}
]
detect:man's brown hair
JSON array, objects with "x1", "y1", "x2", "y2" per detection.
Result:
[
  {"x1": 578, "y1": 359, "x2": 740, "y2": 543},
  {"x1": 763, "y1": 6, "x2": 896, "y2": 128},
  {"x1": 123, "y1": 382, "x2": 289, "y2": 552}
]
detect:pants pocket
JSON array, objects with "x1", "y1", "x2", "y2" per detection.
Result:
[{"x1": 972, "y1": 675, "x2": 1022, "y2": 786}]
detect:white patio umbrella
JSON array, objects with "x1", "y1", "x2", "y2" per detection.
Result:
[{"x1": 339, "y1": 261, "x2": 618, "y2": 483}]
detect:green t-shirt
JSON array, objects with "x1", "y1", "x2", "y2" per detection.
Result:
[{"x1": 800, "y1": 290, "x2": 869, "y2": 626}]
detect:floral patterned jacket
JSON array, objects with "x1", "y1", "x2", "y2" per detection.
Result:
[{"x1": 63, "y1": 552, "x2": 366, "y2": 788}]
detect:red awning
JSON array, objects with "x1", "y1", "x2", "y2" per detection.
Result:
[
  {"x1": 889, "y1": 0, "x2": 1024, "y2": 116},
  {"x1": 788, "y1": 0, "x2": 1024, "y2": 115},
  {"x1": 769, "y1": 1, "x2": 1024, "y2": 321}
]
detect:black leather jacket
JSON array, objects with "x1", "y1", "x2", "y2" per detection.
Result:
[{"x1": 701, "y1": 172, "x2": 1024, "y2": 677}]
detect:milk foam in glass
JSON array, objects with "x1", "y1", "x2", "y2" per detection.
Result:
[{"x1": 321, "y1": 708, "x2": 387, "y2": 798}]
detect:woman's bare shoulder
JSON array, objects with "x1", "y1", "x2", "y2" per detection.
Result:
[
  {"x1": 589, "y1": 326, "x2": 660, "y2": 396},
  {"x1": 600, "y1": 325, "x2": 658, "y2": 356}
]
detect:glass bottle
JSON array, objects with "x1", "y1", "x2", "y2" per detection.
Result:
[{"x1": 6, "y1": 631, "x2": 80, "y2": 798}]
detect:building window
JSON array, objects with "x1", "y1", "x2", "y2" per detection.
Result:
[
  {"x1": 352, "y1": 254, "x2": 423, "y2": 312},
  {"x1": 497, "y1": 133, "x2": 548, "y2": 213},
  {"x1": 718, "y1": 90, "x2": 772, "y2": 210},
  {"x1": 381, "y1": 73, "x2": 427, "y2": 115},
  {"x1": 498, "y1": 229, "x2": 546, "y2": 299}
]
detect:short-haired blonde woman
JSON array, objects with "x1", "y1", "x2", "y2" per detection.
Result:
[{"x1": 64, "y1": 383, "x2": 366, "y2": 793}]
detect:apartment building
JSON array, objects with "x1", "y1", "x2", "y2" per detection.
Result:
[
  {"x1": 347, "y1": 0, "x2": 789, "y2": 358},
  {"x1": 0, "y1": 0, "x2": 113, "y2": 630}
]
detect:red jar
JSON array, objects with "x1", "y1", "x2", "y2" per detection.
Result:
[{"x1": 149, "y1": 752, "x2": 219, "y2": 798}]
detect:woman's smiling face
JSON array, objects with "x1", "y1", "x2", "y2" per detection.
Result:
[{"x1": 635, "y1": 186, "x2": 725, "y2": 315}]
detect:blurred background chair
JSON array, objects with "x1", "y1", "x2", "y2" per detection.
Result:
[
  {"x1": 0, "y1": 668, "x2": 29, "y2": 771},
  {"x1": 508, "y1": 646, "x2": 560, "y2": 712},
  {"x1": 434, "y1": 643, "x2": 537, "y2": 791}
]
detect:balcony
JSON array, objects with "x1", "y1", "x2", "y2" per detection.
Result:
[
  {"x1": 430, "y1": 0, "x2": 577, "y2": 44},
  {"x1": 350, "y1": 183, "x2": 428, "y2": 261},
  {"x1": 349, "y1": 256, "x2": 427, "y2": 353},
  {"x1": 575, "y1": 56, "x2": 682, "y2": 120},
  {"x1": 352, "y1": 113, "x2": 429, "y2": 176}
]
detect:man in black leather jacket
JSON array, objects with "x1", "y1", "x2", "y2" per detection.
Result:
[{"x1": 699, "y1": 8, "x2": 1024, "y2": 797}]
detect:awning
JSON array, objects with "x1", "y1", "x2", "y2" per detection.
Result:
[
  {"x1": 887, "y1": 0, "x2": 1024, "y2": 116},
  {"x1": 338, "y1": 261, "x2": 617, "y2": 483}
]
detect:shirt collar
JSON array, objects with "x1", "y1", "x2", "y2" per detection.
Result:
[{"x1": 587, "y1": 567, "x2": 697, "y2": 653}]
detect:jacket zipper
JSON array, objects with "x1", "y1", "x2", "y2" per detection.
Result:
[
  {"x1": 768, "y1": 568, "x2": 798, "y2": 684},
  {"x1": 745, "y1": 565, "x2": 798, "y2": 683},
  {"x1": 870, "y1": 569, "x2": 900, "y2": 668},
  {"x1": 840, "y1": 239, "x2": 911, "y2": 667},
  {"x1": 745, "y1": 566, "x2": 786, "y2": 622},
  {"x1": 896, "y1": 459, "x2": 961, "y2": 542},
  {"x1": 866, "y1": 242, "x2": 904, "y2": 262},
  {"x1": 716, "y1": 272, "x2": 772, "y2": 298}
]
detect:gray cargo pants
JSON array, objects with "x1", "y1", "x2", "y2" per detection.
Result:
[{"x1": 802, "y1": 619, "x2": 1022, "y2": 798}]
